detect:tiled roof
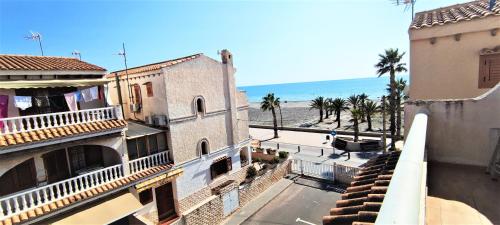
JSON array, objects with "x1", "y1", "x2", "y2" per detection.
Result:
[
  {"x1": 322, "y1": 151, "x2": 401, "y2": 225},
  {"x1": 106, "y1": 53, "x2": 202, "y2": 78},
  {"x1": 0, "y1": 120, "x2": 127, "y2": 148},
  {"x1": 0, "y1": 164, "x2": 174, "y2": 225},
  {"x1": 0, "y1": 55, "x2": 106, "y2": 72},
  {"x1": 410, "y1": 0, "x2": 500, "y2": 29}
]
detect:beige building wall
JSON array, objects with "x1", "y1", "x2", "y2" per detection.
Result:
[
  {"x1": 404, "y1": 84, "x2": 500, "y2": 167},
  {"x1": 409, "y1": 16, "x2": 500, "y2": 100}
]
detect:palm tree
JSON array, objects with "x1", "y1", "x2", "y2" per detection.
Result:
[
  {"x1": 331, "y1": 98, "x2": 349, "y2": 128},
  {"x1": 310, "y1": 96, "x2": 326, "y2": 122},
  {"x1": 324, "y1": 98, "x2": 333, "y2": 119},
  {"x1": 358, "y1": 93, "x2": 369, "y2": 122},
  {"x1": 350, "y1": 109, "x2": 362, "y2": 142},
  {"x1": 364, "y1": 100, "x2": 380, "y2": 131},
  {"x1": 347, "y1": 94, "x2": 360, "y2": 109},
  {"x1": 261, "y1": 93, "x2": 280, "y2": 138},
  {"x1": 395, "y1": 78, "x2": 407, "y2": 139},
  {"x1": 375, "y1": 48, "x2": 407, "y2": 150}
]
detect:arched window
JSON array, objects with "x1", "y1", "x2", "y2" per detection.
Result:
[
  {"x1": 194, "y1": 96, "x2": 205, "y2": 115},
  {"x1": 198, "y1": 139, "x2": 209, "y2": 156}
]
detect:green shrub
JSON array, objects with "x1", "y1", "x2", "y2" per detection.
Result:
[
  {"x1": 252, "y1": 158, "x2": 262, "y2": 163},
  {"x1": 246, "y1": 166, "x2": 257, "y2": 178},
  {"x1": 278, "y1": 151, "x2": 289, "y2": 159},
  {"x1": 270, "y1": 156, "x2": 280, "y2": 164}
]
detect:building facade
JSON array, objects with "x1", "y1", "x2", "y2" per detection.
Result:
[
  {"x1": 0, "y1": 55, "x2": 177, "y2": 225},
  {"x1": 107, "y1": 50, "x2": 251, "y2": 224},
  {"x1": 408, "y1": 0, "x2": 500, "y2": 100}
]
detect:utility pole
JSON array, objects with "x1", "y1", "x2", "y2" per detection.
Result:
[{"x1": 382, "y1": 95, "x2": 387, "y2": 152}]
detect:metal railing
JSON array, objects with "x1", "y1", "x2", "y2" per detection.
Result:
[
  {"x1": 291, "y1": 159, "x2": 359, "y2": 183},
  {"x1": 0, "y1": 150, "x2": 171, "y2": 220},
  {"x1": 375, "y1": 112, "x2": 428, "y2": 225},
  {"x1": 260, "y1": 141, "x2": 335, "y2": 156},
  {"x1": 0, "y1": 107, "x2": 118, "y2": 135}
]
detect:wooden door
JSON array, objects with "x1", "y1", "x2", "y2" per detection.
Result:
[
  {"x1": 155, "y1": 182, "x2": 176, "y2": 221},
  {"x1": 43, "y1": 149, "x2": 70, "y2": 183}
]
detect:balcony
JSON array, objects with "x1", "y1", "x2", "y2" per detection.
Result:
[
  {"x1": 0, "y1": 151, "x2": 172, "y2": 223},
  {"x1": 0, "y1": 106, "x2": 126, "y2": 152}
]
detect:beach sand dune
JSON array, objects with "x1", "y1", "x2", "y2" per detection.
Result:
[{"x1": 249, "y1": 101, "x2": 403, "y2": 133}]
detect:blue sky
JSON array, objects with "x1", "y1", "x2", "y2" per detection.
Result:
[{"x1": 0, "y1": 0, "x2": 469, "y2": 86}]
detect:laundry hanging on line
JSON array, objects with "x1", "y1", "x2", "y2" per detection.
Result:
[
  {"x1": 0, "y1": 95, "x2": 9, "y2": 128},
  {"x1": 14, "y1": 96, "x2": 32, "y2": 110},
  {"x1": 64, "y1": 93, "x2": 78, "y2": 111}
]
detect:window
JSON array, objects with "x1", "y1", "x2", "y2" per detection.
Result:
[
  {"x1": 210, "y1": 157, "x2": 232, "y2": 179},
  {"x1": 139, "y1": 189, "x2": 153, "y2": 204},
  {"x1": 479, "y1": 53, "x2": 500, "y2": 88},
  {"x1": 127, "y1": 132, "x2": 168, "y2": 160},
  {"x1": 201, "y1": 141, "x2": 209, "y2": 155},
  {"x1": 132, "y1": 84, "x2": 142, "y2": 104},
  {"x1": 195, "y1": 97, "x2": 205, "y2": 115},
  {"x1": 145, "y1": 82, "x2": 154, "y2": 97}
]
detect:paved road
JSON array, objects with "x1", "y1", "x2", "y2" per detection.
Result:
[{"x1": 241, "y1": 180, "x2": 342, "y2": 225}]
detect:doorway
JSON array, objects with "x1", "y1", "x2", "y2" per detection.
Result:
[{"x1": 155, "y1": 182, "x2": 176, "y2": 221}]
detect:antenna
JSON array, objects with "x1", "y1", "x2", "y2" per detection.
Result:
[
  {"x1": 391, "y1": 0, "x2": 416, "y2": 20},
  {"x1": 25, "y1": 31, "x2": 44, "y2": 56},
  {"x1": 116, "y1": 43, "x2": 133, "y2": 104},
  {"x1": 71, "y1": 50, "x2": 81, "y2": 60}
]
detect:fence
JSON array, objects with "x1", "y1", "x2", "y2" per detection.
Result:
[
  {"x1": 260, "y1": 141, "x2": 336, "y2": 156},
  {"x1": 290, "y1": 159, "x2": 358, "y2": 183}
]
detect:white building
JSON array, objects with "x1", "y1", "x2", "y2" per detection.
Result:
[{"x1": 107, "y1": 50, "x2": 251, "y2": 224}]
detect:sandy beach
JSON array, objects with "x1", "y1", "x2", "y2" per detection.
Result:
[{"x1": 249, "y1": 100, "x2": 404, "y2": 133}]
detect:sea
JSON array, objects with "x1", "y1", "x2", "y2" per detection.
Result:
[{"x1": 238, "y1": 75, "x2": 409, "y2": 103}]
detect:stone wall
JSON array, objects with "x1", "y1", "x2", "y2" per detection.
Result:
[
  {"x1": 239, "y1": 160, "x2": 291, "y2": 206},
  {"x1": 182, "y1": 195, "x2": 224, "y2": 225}
]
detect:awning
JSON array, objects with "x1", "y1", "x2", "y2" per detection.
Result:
[
  {"x1": 126, "y1": 121, "x2": 164, "y2": 139},
  {"x1": 0, "y1": 79, "x2": 109, "y2": 89},
  {"x1": 51, "y1": 192, "x2": 143, "y2": 225}
]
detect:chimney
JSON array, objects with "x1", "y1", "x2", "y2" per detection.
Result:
[{"x1": 220, "y1": 49, "x2": 233, "y2": 65}]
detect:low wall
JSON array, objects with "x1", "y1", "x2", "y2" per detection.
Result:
[
  {"x1": 239, "y1": 160, "x2": 291, "y2": 206},
  {"x1": 250, "y1": 124, "x2": 393, "y2": 138},
  {"x1": 251, "y1": 151, "x2": 276, "y2": 161},
  {"x1": 404, "y1": 84, "x2": 500, "y2": 167}
]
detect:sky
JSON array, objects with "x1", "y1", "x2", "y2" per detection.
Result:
[{"x1": 0, "y1": 0, "x2": 470, "y2": 86}]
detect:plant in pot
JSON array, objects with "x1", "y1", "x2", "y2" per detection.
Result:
[
  {"x1": 255, "y1": 147, "x2": 264, "y2": 153},
  {"x1": 267, "y1": 148, "x2": 277, "y2": 155},
  {"x1": 245, "y1": 165, "x2": 257, "y2": 183},
  {"x1": 278, "y1": 151, "x2": 289, "y2": 159}
]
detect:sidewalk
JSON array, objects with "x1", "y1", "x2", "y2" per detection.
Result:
[{"x1": 221, "y1": 178, "x2": 293, "y2": 225}]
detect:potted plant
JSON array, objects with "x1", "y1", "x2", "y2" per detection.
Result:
[
  {"x1": 255, "y1": 147, "x2": 264, "y2": 153},
  {"x1": 245, "y1": 165, "x2": 257, "y2": 183},
  {"x1": 278, "y1": 151, "x2": 289, "y2": 159},
  {"x1": 266, "y1": 148, "x2": 277, "y2": 155}
]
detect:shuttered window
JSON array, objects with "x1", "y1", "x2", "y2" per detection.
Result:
[
  {"x1": 145, "y1": 82, "x2": 153, "y2": 97},
  {"x1": 479, "y1": 53, "x2": 500, "y2": 88}
]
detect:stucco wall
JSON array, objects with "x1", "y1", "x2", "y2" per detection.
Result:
[
  {"x1": 404, "y1": 84, "x2": 500, "y2": 167},
  {"x1": 237, "y1": 109, "x2": 249, "y2": 142},
  {"x1": 175, "y1": 145, "x2": 244, "y2": 201},
  {"x1": 409, "y1": 16, "x2": 500, "y2": 100}
]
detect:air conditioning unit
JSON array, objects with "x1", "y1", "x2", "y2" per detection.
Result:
[
  {"x1": 154, "y1": 115, "x2": 167, "y2": 126},
  {"x1": 145, "y1": 115, "x2": 154, "y2": 125},
  {"x1": 130, "y1": 104, "x2": 141, "y2": 112}
]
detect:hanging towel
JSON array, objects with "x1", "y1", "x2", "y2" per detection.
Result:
[
  {"x1": 104, "y1": 85, "x2": 113, "y2": 106},
  {"x1": 81, "y1": 88, "x2": 93, "y2": 102},
  {"x1": 33, "y1": 96, "x2": 50, "y2": 108},
  {"x1": 89, "y1": 86, "x2": 99, "y2": 101},
  {"x1": 98, "y1": 86, "x2": 105, "y2": 100},
  {"x1": 0, "y1": 95, "x2": 9, "y2": 129},
  {"x1": 74, "y1": 90, "x2": 83, "y2": 102},
  {"x1": 64, "y1": 93, "x2": 78, "y2": 111},
  {"x1": 14, "y1": 96, "x2": 32, "y2": 110}
]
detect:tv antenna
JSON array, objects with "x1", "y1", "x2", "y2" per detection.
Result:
[
  {"x1": 116, "y1": 43, "x2": 133, "y2": 103},
  {"x1": 392, "y1": 0, "x2": 416, "y2": 20},
  {"x1": 25, "y1": 31, "x2": 44, "y2": 56},
  {"x1": 71, "y1": 50, "x2": 81, "y2": 60}
]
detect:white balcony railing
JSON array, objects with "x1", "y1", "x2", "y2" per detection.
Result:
[
  {"x1": 0, "y1": 107, "x2": 119, "y2": 135},
  {"x1": 0, "y1": 151, "x2": 171, "y2": 220},
  {"x1": 129, "y1": 151, "x2": 170, "y2": 174},
  {"x1": 0, "y1": 164, "x2": 124, "y2": 220}
]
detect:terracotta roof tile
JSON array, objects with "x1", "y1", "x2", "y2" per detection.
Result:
[
  {"x1": 0, "y1": 55, "x2": 106, "y2": 72},
  {"x1": 0, "y1": 119, "x2": 127, "y2": 149},
  {"x1": 410, "y1": 0, "x2": 500, "y2": 29},
  {"x1": 0, "y1": 164, "x2": 174, "y2": 225},
  {"x1": 106, "y1": 53, "x2": 202, "y2": 78},
  {"x1": 323, "y1": 151, "x2": 401, "y2": 225}
]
